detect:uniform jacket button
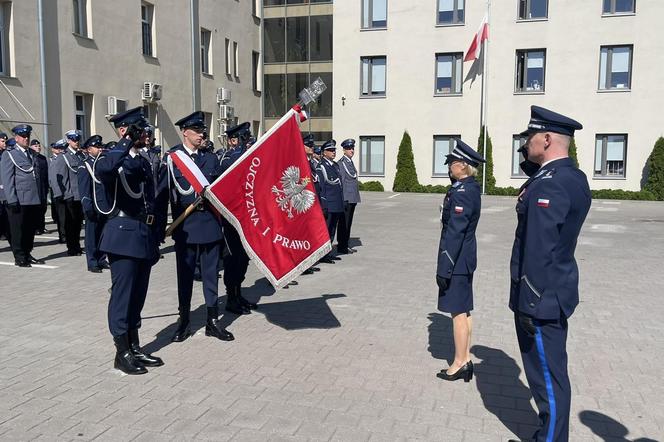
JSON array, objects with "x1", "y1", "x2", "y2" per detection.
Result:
[{"x1": 529, "y1": 302, "x2": 535, "y2": 308}]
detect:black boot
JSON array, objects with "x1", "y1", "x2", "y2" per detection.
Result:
[
  {"x1": 171, "y1": 308, "x2": 191, "y2": 342},
  {"x1": 236, "y1": 285, "x2": 257, "y2": 310},
  {"x1": 128, "y1": 329, "x2": 163, "y2": 367},
  {"x1": 225, "y1": 286, "x2": 249, "y2": 315},
  {"x1": 113, "y1": 334, "x2": 147, "y2": 375},
  {"x1": 205, "y1": 306, "x2": 234, "y2": 341}
]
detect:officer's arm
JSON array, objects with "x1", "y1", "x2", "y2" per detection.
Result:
[
  {"x1": 1, "y1": 153, "x2": 17, "y2": 204},
  {"x1": 523, "y1": 180, "x2": 570, "y2": 286},
  {"x1": 436, "y1": 189, "x2": 475, "y2": 277},
  {"x1": 77, "y1": 165, "x2": 94, "y2": 215},
  {"x1": 94, "y1": 139, "x2": 134, "y2": 183}
]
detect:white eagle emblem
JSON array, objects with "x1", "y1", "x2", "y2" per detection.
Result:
[{"x1": 271, "y1": 166, "x2": 316, "y2": 219}]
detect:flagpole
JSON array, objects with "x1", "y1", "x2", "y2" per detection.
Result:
[{"x1": 481, "y1": 0, "x2": 490, "y2": 195}]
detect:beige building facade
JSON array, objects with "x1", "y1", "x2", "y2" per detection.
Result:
[
  {"x1": 332, "y1": 0, "x2": 662, "y2": 191},
  {"x1": 0, "y1": 0, "x2": 261, "y2": 150}
]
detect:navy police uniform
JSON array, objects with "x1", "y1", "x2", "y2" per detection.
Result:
[
  {"x1": 303, "y1": 134, "x2": 321, "y2": 197},
  {"x1": 436, "y1": 140, "x2": 485, "y2": 314},
  {"x1": 78, "y1": 135, "x2": 108, "y2": 272},
  {"x1": 95, "y1": 107, "x2": 163, "y2": 375},
  {"x1": 509, "y1": 106, "x2": 591, "y2": 442},
  {"x1": 219, "y1": 122, "x2": 257, "y2": 314},
  {"x1": 29, "y1": 140, "x2": 49, "y2": 234},
  {"x1": 316, "y1": 140, "x2": 344, "y2": 262},
  {"x1": 48, "y1": 140, "x2": 67, "y2": 243},
  {"x1": 0, "y1": 125, "x2": 45, "y2": 266},
  {"x1": 336, "y1": 138, "x2": 361, "y2": 254},
  {"x1": 0, "y1": 132, "x2": 9, "y2": 242},
  {"x1": 160, "y1": 111, "x2": 234, "y2": 342}
]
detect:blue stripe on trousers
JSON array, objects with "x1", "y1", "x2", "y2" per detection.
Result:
[{"x1": 535, "y1": 326, "x2": 556, "y2": 442}]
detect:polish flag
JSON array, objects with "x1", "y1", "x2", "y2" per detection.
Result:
[
  {"x1": 537, "y1": 198, "x2": 550, "y2": 208},
  {"x1": 464, "y1": 14, "x2": 489, "y2": 62}
]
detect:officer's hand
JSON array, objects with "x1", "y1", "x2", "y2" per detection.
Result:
[
  {"x1": 125, "y1": 124, "x2": 144, "y2": 143},
  {"x1": 436, "y1": 275, "x2": 450, "y2": 291},
  {"x1": 517, "y1": 313, "x2": 537, "y2": 337},
  {"x1": 8, "y1": 202, "x2": 20, "y2": 213}
]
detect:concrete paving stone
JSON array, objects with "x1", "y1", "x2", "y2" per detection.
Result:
[
  {"x1": 267, "y1": 435, "x2": 309, "y2": 442},
  {"x1": 0, "y1": 412, "x2": 50, "y2": 432},
  {"x1": 132, "y1": 413, "x2": 176, "y2": 433},
  {"x1": 135, "y1": 399, "x2": 180, "y2": 416},
  {"x1": 294, "y1": 421, "x2": 336, "y2": 440},
  {"x1": 229, "y1": 412, "x2": 271, "y2": 431},
  {"x1": 78, "y1": 391, "x2": 125, "y2": 409},
  {"x1": 28, "y1": 417, "x2": 80, "y2": 437},
  {"x1": 131, "y1": 430, "x2": 175, "y2": 441},
  {"x1": 195, "y1": 422, "x2": 239, "y2": 441},
  {"x1": 0, "y1": 428, "x2": 43, "y2": 441},
  {"x1": 314, "y1": 396, "x2": 353, "y2": 412},
  {"x1": 163, "y1": 418, "x2": 203, "y2": 436},
  {"x1": 197, "y1": 407, "x2": 240, "y2": 425},
  {"x1": 229, "y1": 428, "x2": 271, "y2": 442},
  {"x1": 99, "y1": 410, "x2": 144, "y2": 429},
  {"x1": 93, "y1": 425, "x2": 143, "y2": 441},
  {"x1": 166, "y1": 403, "x2": 210, "y2": 421},
  {"x1": 231, "y1": 398, "x2": 269, "y2": 414},
  {"x1": 70, "y1": 406, "x2": 117, "y2": 424},
  {"x1": 380, "y1": 406, "x2": 416, "y2": 423},
  {"x1": 260, "y1": 416, "x2": 302, "y2": 435},
  {"x1": 330, "y1": 425, "x2": 372, "y2": 442},
  {"x1": 59, "y1": 421, "x2": 111, "y2": 441}
]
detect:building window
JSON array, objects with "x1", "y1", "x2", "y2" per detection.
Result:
[
  {"x1": 264, "y1": 18, "x2": 285, "y2": 63},
  {"x1": 360, "y1": 136, "x2": 385, "y2": 176},
  {"x1": 225, "y1": 39, "x2": 231, "y2": 74},
  {"x1": 518, "y1": 0, "x2": 547, "y2": 20},
  {"x1": 141, "y1": 2, "x2": 154, "y2": 56},
  {"x1": 435, "y1": 53, "x2": 463, "y2": 95},
  {"x1": 264, "y1": 74, "x2": 286, "y2": 117},
  {"x1": 72, "y1": 0, "x2": 89, "y2": 36},
  {"x1": 200, "y1": 28, "x2": 211, "y2": 74},
  {"x1": 233, "y1": 41, "x2": 239, "y2": 77},
  {"x1": 307, "y1": 72, "x2": 332, "y2": 117},
  {"x1": 310, "y1": 15, "x2": 333, "y2": 62},
  {"x1": 599, "y1": 45, "x2": 632, "y2": 90},
  {"x1": 252, "y1": 51, "x2": 261, "y2": 92},
  {"x1": 515, "y1": 49, "x2": 546, "y2": 92},
  {"x1": 437, "y1": 0, "x2": 464, "y2": 25},
  {"x1": 512, "y1": 134, "x2": 528, "y2": 177},
  {"x1": 361, "y1": 56, "x2": 386, "y2": 97},
  {"x1": 595, "y1": 134, "x2": 627, "y2": 178},
  {"x1": 603, "y1": 0, "x2": 635, "y2": 14},
  {"x1": 0, "y1": 2, "x2": 11, "y2": 76},
  {"x1": 74, "y1": 93, "x2": 92, "y2": 141},
  {"x1": 433, "y1": 136, "x2": 459, "y2": 176},
  {"x1": 362, "y1": 0, "x2": 387, "y2": 29},
  {"x1": 286, "y1": 16, "x2": 308, "y2": 62}
]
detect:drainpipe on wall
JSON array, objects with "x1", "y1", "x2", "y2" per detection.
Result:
[
  {"x1": 190, "y1": 0, "x2": 200, "y2": 111},
  {"x1": 37, "y1": 0, "x2": 49, "y2": 152}
]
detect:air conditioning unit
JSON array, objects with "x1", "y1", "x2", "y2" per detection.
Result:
[
  {"x1": 107, "y1": 96, "x2": 128, "y2": 116},
  {"x1": 219, "y1": 104, "x2": 234, "y2": 120},
  {"x1": 216, "y1": 87, "x2": 231, "y2": 104},
  {"x1": 142, "y1": 82, "x2": 162, "y2": 102}
]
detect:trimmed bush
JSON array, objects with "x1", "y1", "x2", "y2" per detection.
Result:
[
  {"x1": 643, "y1": 137, "x2": 664, "y2": 200},
  {"x1": 568, "y1": 138, "x2": 579, "y2": 168},
  {"x1": 476, "y1": 127, "x2": 496, "y2": 192},
  {"x1": 359, "y1": 181, "x2": 384, "y2": 192},
  {"x1": 592, "y1": 189, "x2": 657, "y2": 200},
  {"x1": 412, "y1": 184, "x2": 451, "y2": 194},
  {"x1": 488, "y1": 186, "x2": 520, "y2": 196},
  {"x1": 392, "y1": 131, "x2": 420, "y2": 192}
]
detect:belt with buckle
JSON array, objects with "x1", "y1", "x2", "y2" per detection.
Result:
[{"x1": 117, "y1": 210, "x2": 155, "y2": 225}]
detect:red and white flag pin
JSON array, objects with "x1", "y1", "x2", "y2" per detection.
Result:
[
  {"x1": 537, "y1": 198, "x2": 550, "y2": 208},
  {"x1": 454, "y1": 206, "x2": 464, "y2": 214}
]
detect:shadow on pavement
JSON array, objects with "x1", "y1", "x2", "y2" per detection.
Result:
[
  {"x1": 579, "y1": 410, "x2": 660, "y2": 442},
  {"x1": 427, "y1": 312, "x2": 454, "y2": 365},
  {"x1": 471, "y1": 344, "x2": 539, "y2": 441},
  {"x1": 254, "y1": 293, "x2": 345, "y2": 330},
  {"x1": 348, "y1": 237, "x2": 363, "y2": 249}
]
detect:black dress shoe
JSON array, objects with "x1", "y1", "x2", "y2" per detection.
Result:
[
  {"x1": 67, "y1": 249, "x2": 82, "y2": 256},
  {"x1": 302, "y1": 268, "x2": 315, "y2": 275},
  {"x1": 206, "y1": 307, "x2": 234, "y2": 341},
  {"x1": 128, "y1": 329, "x2": 164, "y2": 367},
  {"x1": 58, "y1": 237, "x2": 66, "y2": 244},
  {"x1": 225, "y1": 288, "x2": 250, "y2": 314},
  {"x1": 320, "y1": 257, "x2": 335, "y2": 264},
  {"x1": 348, "y1": 247, "x2": 357, "y2": 253},
  {"x1": 311, "y1": 266, "x2": 321, "y2": 272},
  {"x1": 436, "y1": 361, "x2": 474, "y2": 382},
  {"x1": 88, "y1": 266, "x2": 103, "y2": 273},
  {"x1": 113, "y1": 334, "x2": 147, "y2": 375},
  {"x1": 28, "y1": 256, "x2": 46, "y2": 264},
  {"x1": 99, "y1": 260, "x2": 110, "y2": 269},
  {"x1": 14, "y1": 260, "x2": 31, "y2": 268},
  {"x1": 331, "y1": 256, "x2": 342, "y2": 261},
  {"x1": 171, "y1": 312, "x2": 191, "y2": 342},
  {"x1": 236, "y1": 286, "x2": 258, "y2": 310},
  {"x1": 336, "y1": 249, "x2": 350, "y2": 255}
]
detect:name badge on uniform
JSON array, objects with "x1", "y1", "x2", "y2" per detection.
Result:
[
  {"x1": 454, "y1": 206, "x2": 464, "y2": 214},
  {"x1": 537, "y1": 198, "x2": 550, "y2": 208}
]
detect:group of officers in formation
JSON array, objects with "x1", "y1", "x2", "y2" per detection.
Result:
[{"x1": 0, "y1": 106, "x2": 361, "y2": 377}]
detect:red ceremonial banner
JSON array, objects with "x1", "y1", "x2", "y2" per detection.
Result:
[{"x1": 205, "y1": 108, "x2": 331, "y2": 288}]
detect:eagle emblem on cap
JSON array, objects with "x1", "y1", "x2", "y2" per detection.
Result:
[{"x1": 271, "y1": 166, "x2": 316, "y2": 219}]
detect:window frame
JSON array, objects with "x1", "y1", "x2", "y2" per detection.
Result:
[
  {"x1": 72, "y1": 0, "x2": 89, "y2": 37},
  {"x1": 74, "y1": 93, "x2": 91, "y2": 141},
  {"x1": 434, "y1": 52, "x2": 463, "y2": 96},
  {"x1": 252, "y1": 51, "x2": 261, "y2": 92},
  {"x1": 602, "y1": 0, "x2": 635, "y2": 15},
  {"x1": 233, "y1": 41, "x2": 239, "y2": 78},
  {"x1": 141, "y1": 2, "x2": 155, "y2": 57},
  {"x1": 515, "y1": 48, "x2": 546, "y2": 93},
  {"x1": 511, "y1": 134, "x2": 528, "y2": 178},
  {"x1": 432, "y1": 135, "x2": 460, "y2": 177},
  {"x1": 436, "y1": 0, "x2": 465, "y2": 26},
  {"x1": 0, "y1": 2, "x2": 9, "y2": 76},
  {"x1": 517, "y1": 0, "x2": 548, "y2": 21},
  {"x1": 200, "y1": 28, "x2": 212, "y2": 75},
  {"x1": 359, "y1": 135, "x2": 386, "y2": 176},
  {"x1": 598, "y1": 44, "x2": 633, "y2": 91},
  {"x1": 594, "y1": 134, "x2": 627, "y2": 178},
  {"x1": 360, "y1": 56, "x2": 387, "y2": 98},
  {"x1": 361, "y1": 0, "x2": 388, "y2": 30}
]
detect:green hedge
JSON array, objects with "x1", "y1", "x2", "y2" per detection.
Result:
[
  {"x1": 592, "y1": 189, "x2": 657, "y2": 200},
  {"x1": 359, "y1": 181, "x2": 385, "y2": 192}
]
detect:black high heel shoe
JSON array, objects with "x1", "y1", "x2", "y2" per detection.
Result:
[{"x1": 436, "y1": 361, "x2": 473, "y2": 382}]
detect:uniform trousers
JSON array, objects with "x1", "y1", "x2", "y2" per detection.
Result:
[
  {"x1": 222, "y1": 221, "x2": 249, "y2": 289},
  {"x1": 336, "y1": 202, "x2": 356, "y2": 252},
  {"x1": 175, "y1": 241, "x2": 221, "y2": 308},
  {"x1": 107, "y1": 254, "x2": 152, "y2": 336},
  {"x1": 53, "y1": 198, "x2": 65, "y2": 241},
  {"x1": 0, "y1": 202, "x2": 10, "y2": 241},
  {"x1": 84, "y1": 216, "x2": 106, "y2": 269},
  {"x1": 7, "y1": 204, "x2": 39, "y2": 262},
  {"x1": 515, "y1": 314, "x2": 570, "y2": 442},
  {"x1": 36, "y1": 202, "x2": 47, "y2": 232},
  {"x1": 324, "y1": 210, "x2": 341, "y2": 243},
  {"x1": 61, "y1": 198, "x2": 83, "y2": 252}
]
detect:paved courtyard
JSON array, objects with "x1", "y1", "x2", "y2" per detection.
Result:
[{"x1": 0, "y1": 192, "x2": 663, "y2": 442}]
